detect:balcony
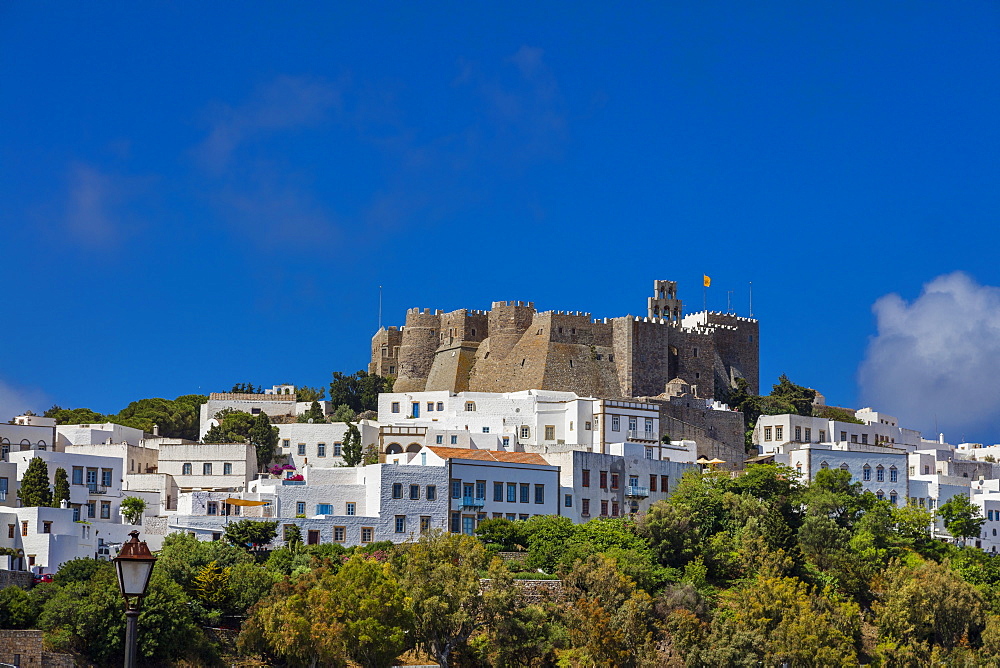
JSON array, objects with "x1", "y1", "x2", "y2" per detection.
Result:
[
  {"x1": 627, "y1": 430, "x2": 658, "y2": 443},
  {"x1": 460, "y1": 496, "x2": 485, "y2": 509},
  {"x1": 625, "y1": 485, "x2": 649, "y2": 498},
  {"x1": 87, "y1": 483, "x2": 108, "y2": 495}
]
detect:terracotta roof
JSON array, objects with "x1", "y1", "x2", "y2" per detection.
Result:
[{"x1": 426, "y1": 446, "x2": 549, "y2": 466}]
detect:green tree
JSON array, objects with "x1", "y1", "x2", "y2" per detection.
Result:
[
  {"x1": 225, "y1": 561, "x2": 278, "y2": 616},
  {"x1": 230, "y1": 383, "x2": 261, "y2": 394},
  {"x1": 0, "y1": 585, "x2": 37, "y2": 629},
  {"x1": 939, "y1": 493, "x2": 985, "y2": 543},
  {"x1": 295, "y1": 385, "x2": 326, "y2": 402},
  {"x1": 17, "y1": 457, "x2": 52, "y2": 507},
  {"x1": 400, "y1": 532, "x2": 502, "y2": 668},
  {"x1": 192, "y1": 560, "x2": 231, "y2": 608},
  {"x1": 297, "y1": 400, "x2": 326, "y2": 423},
  {"x1": 687, "y1": 574, "x2": 860, "y2": 666},
  {"x1": 52, "y1": 467, "x2": 70, "y2": 508},
  {"x1": 873, "y1": 557, "x2": 986, "y2": 652},
  {"x1": 329, "y1": 370, "x2": 392, "y2": 413},
  {"x1": 331, "y1": 404, "x2": 355, "y2": 423},
  {"x1": 558, "y1": 553, "x2": 662, "y2": 667},
  {"x1": 38, "y1": 561, "x2": 208, "y2": 665},
  {"x1": 341, "y1": 422, "x2": 363, "y2": 467},
  {"x1": 54, "y1": 557, "x2": 107, "y2": 586},
  {"x1": 248, "y1": 411, "x2": 280, "y2": 470},
  {"x1": 113, "y1": 395, "x2": 208, "y2": 441},
  {"x1": 203, "y1": 408, "x2": 256, "y2": 444},
  {"x1": 224, "y1": 520, "x2": 278, "y2": 551},
  {"x1": 769, "y1": 374, "x2": 817, "y2": 416},
  {"x1": 120, "y1": 496, "x2": 146, "y2": 525},
  {"x1": 327, "y1": 555, "x2": 414, "y2": 668},
  {"x1": 43, "y1": 405, "x2": 106, "y2": 424},
  {"x1": 155, "y1": 532, "x2": 252, "y2": 591},
  {"x1": 284, "y1": 523, "x2": 302, "y2": 546}
]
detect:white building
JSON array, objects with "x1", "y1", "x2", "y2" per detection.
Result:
[
  {"x1": 755, "y1": 411, "x2": 923, "y2": 454},
  {"x1": 167, "y1": 463, "x2": 450, "y2": 547},
  {"x1": 1, "y1": 416, "x2": 58, "y2": 459},
  {"x1": 404, "y1": 446, "x2": 561, "y2": 535},
  {"x1": 199, "y1": 392, "x2": 300, "y2": 440},
  {"x1": 158, "y1": 443, "x2": 256, "y2": 492},
  {"x1": 64, "y1": 441, "x2": 159, "y2": 476},
  {"x1": 543, "y1": 449, "x2": 694, "y2": 523},
  {"x1": 276, "y1": 420, "x2": 381, "y2": 469},
  {"x1": 56, "y1": 422, "x2": 145, "y2": 448},
  {"x1": 9, "y1": 450, "x2": 126, "y2": 523},
  {"x1": 782, "y1": 442, "x2": 909, "y2": 504},
  {"x1": 377, "y1": 390, "x2": 665, "y2": 456},
  {"x1": 0, "y1": 506, "x2": 97, "y2": 574}
]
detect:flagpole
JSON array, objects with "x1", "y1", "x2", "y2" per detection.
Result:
[{"x1": 749, "y1": 281, "x2": 753, "y2": 318}]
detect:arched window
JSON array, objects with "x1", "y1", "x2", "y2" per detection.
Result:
[
  {"x1": 386, "y1": 443, "x2": 403, "y2": 455},
  {"x1": 876, "y1": 465, "x2": 885, "y2": 482},
  {"x1": 820, "y1": 461, "x2": 829, "y2": 470},
  {"x1": 863, "y1": 464, "x2": 872, "y2": 481},
  {"x1": 795, "y1": 464, "x2": 802, "y2": 475},
  {"x1": 889, "y1": 491, "x2": 898, "y2": 505},
  {"x1": 876, "y1": 489, "x2": 885, "y2": 500},
  {"x1": 889, "y1": 466, "x2": 898, "y2": 483},
  {"x1": 840, "y1": 463, "x2": 849, "y2": 471}
]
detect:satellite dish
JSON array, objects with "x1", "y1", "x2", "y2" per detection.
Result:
[{"x1": 308, "y1": 418, "x2": 314, "y2": 424}]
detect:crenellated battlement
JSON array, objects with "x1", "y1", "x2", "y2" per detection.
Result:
[
  {"x1": 377, "y1": 279, "x2": 759, "y2": 398},
  {"x1": 492, "y1": 300, "x2": 535, "y2": 308}
]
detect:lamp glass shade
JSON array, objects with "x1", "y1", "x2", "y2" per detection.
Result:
[{"x1": 116, "y1": 556, "x2": 154, "y2": 598}]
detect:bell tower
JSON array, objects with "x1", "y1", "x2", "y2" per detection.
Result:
[{"x1": 647, "y1": 280, "x2": 682, "y2": 323}]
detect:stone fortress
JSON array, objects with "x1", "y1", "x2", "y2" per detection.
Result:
[{"x1": 371, "y1": 280, "x2": 759, "y2": 402}]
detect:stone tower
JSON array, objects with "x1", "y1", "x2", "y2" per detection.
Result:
[
  {"x1": 393, "y1": 308, "x2": 442, "y2": 393},
  {"x1": 486, "y1": 301, "x2": 536, "y2": 360}
]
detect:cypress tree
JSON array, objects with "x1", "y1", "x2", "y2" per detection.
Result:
[
  {"x1": 52, "y1": 467, "x2": 71, "y2": 507},
  {"x1": 17, "y1": 457, "x2": 52, "y2": 507},
  {"x1": 248, "y1": 412, "x2": 279, "y2": 471}
]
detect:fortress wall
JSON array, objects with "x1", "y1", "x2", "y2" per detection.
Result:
[
  {"x1": 487, "y1": 301, "x2": 536, "y2": 361},
  {"x1": 425, "y1": 341, "x2": 481, "y2": 392},
  {"x1": 670, "y1": 328, "x2": 718, "y2": 399},
  {"x1": 699, "y1": 312, "x2": 760, "y2": 394},
  {"x1": 438, "y1": 309, "x2": 490, "y2": 347},
  {"x1": 468, "y1": 318, "x2": 548, "y2": 392},
  {"x1": 369, "y1": 327, "x2": 403, "y2": 376},
  {"x1": 393, "y1": 309, "x2": 442, "y2": 392}
]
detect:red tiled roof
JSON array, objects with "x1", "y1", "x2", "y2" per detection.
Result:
[{"x1": 426, "y1": 446, "x2": 549, "y2": 466}]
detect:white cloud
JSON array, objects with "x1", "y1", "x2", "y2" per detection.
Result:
[
  {"x1": 64, "y1": 162, "x2": 149, "y2": 247},
  {"x1": 858, "y1": 272, "x2": 1000, "y2": 441},
  {"x1": 0, "y1": 379, "x2": 49, "y2": 421},
  {"x1": 66, "y1": 163, "x2": 117, "y2": 242},
  {"x1": 197, "y1": 76, "x2": 341, "y2": 172}
]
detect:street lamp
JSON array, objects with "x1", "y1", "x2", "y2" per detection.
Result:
[{"x1": 113, "y1": 530, "x2": 157, "y2": 668}]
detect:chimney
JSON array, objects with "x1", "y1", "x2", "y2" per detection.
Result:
[
  {"x1": 152, "y1": 424, "x2": 159, "y2": 437},
  {"x1": 939, "y1": 433, "x2": 944, "y2": 445}
]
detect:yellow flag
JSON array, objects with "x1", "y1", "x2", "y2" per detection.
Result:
[{"x1": 703, "y1": 275, "x2": 711, "y2": 288}]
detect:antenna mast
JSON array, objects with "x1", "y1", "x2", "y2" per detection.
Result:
[{"x1": 378, "y1": 285, "x2": 383, "y2": 330}]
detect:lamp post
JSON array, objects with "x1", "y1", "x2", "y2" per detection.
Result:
[{"x1": 113, "y1": 530, "x2": 157, "y2": 668}]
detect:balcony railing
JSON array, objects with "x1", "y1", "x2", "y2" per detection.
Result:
[
  {"x1": 87, "y1": 483, "x2": 108, "y2": 495},
  {"x1": 461, "y1": 497, "x2": 485, "y2": 508},
  {"x1": 625, "y1": 485, "x2": 650, "y2": 498},
  {"x1": 627, "y1": 430, "x2": 658, "y2": 442}
]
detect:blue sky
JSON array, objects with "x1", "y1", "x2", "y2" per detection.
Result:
[{"x1": 2, "y1": 3, "x2": 998, "y2": 439}]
